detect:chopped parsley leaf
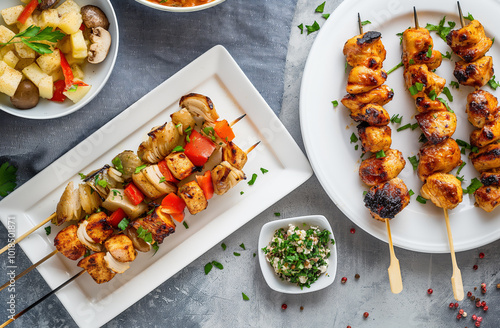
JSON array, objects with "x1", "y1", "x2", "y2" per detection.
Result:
[
  {"x1": 233, "y1": 252, "x2": 241, "y2": 256},
  {"x1": 332, "y1": 100, "x2": 339, "y2": 107},
  {"x1": 212, "y1": 261, "x2": 223, "y2": 270},
  {"x1": 183, "y1": 221, "x2": 189, "y2": 229},
  {"x1": 409, "y1": 58, "x2": 415, "y2": 65},
  {"x1": 361, "y1": 20, "x2": 371, "y2": 26},
  {"x1": 416, "y1": 195, "x2": 427, "y2": 204},
  {"x1": 428, "y1": 89, "x2": 437, "y2": 100},
  {"x1": 442, "y1": 51, "x2": 452, "y2": 60},
  {"x1": 240, "y1": 191, "x2": 244, "y2": 195},
  {"x1": 350, "y1": 132, "x2": 358, "y2": 143},
  {"x1": 409, "y1": 82, "x2": 424, "y2": 96},
  {"x1": 274, "y1": 212, "x2": 281, "y2": 217},
  {"x1": 247, "y1": 173, "x2": 258, "y2": 186},
  {"x1": 112, "y1": 157, "x2": 124, "y2": 174},
  {"x1": 78, "y1": 173, "x2": 86, "y2": 180},
  {"x1": 221, "y1": 243, "x2": 227, "y2": 251},
  {"x1": 425, "y1": 16, "x2": 456, "y2": 42},
  {"x1": 298, "y1": 23, "x2": 304, "y2": 34},
  {"x1": 397, "y1": 123, "x2": 412, "y2": 132},
  {"x1": 426, "y1": 45, "x2": 433, "y2": 58},
  {"x1": 260, "y1": 167, "x2": 269, "y2": 174},
  {"x1": 322, "y1": 13, "x2": 330, "y2": 19},
  {"x1": 408, "y1": 155, "x2": 419, "y2": 171},
  {"x1": 242, "y1": 292, "x2": 249, "y2": 301},
  {"x1": 0, "y1": 162, "x2": 17, "y2": 197},
  {"x1": 172, "y1": 145, "x2": 185, "y2": 153},
  {"x1": 315, "y1": 1, "x2": 325, "y2": 13},
  {"x1": 437, "y1": 98, "x2": 453, "y2": 112},
  {"x1": 240, "y1": 243, "x2": 246, "y2": 250},
  {"x1": 95, "y1": 175, "x2": 108, "y2": 188},
  {"x1": 408, "y1": 189, "x2": 415, "y2": 197},
  {"x1": 134, "y1": 164, "x2": 147, "y2": 174},
  {"x1": 488, "y1": 75, "x2": 500, "y2": 90},
  {"x1": 45, "y1": 226, "x2": 51, "y2": 236},
  {"x1": 387, "y1": 61, "x2": 403, "y2": 75},
  {"x1": 306, "y1": 21, "x2": 320, "y2": 35},
  {"x1": 450, "y1": 81, "x2": 459, "y2": 89},
  {"x1": 118, "y1": 218, "x2": 129, "y2": 230},
  {"x1": 463, "y1": 13, "x2": 474, "y2": 21},
  {"x1": 375, "y1": 150, "x2": 386, "y2": 158},
  {"x1": 411, "y1": 122, "x2": 419, "y2": 130},
  {"x1": 456, "y1": 162, "x2": 466, "y2": 175},
  {"x1": 464, "y1": 178, "x2": 483, "y2": 194},
  {"x1": 204, "y1": 262, "x2": 213, "y2": 275},
  {"x1": 442, "y1": 87, "x2": 453, "y2": 102}
]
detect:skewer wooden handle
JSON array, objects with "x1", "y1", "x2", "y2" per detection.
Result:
[
  {"x1": 385, "y1": 219, "x2": 403, "y2": 294},
  {"x1": 443, "y1": 209, "x2": 464, "y2": 301},
  {"x1": 0, "y1": 213, "x2": 55, "y2": 256}
]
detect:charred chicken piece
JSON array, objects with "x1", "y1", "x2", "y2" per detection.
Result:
[
  {"x1": 420, "y1": 173, "x2": 463, "y2": 209},
  {"x1": 357, "y1": 124, "x2": 392, "y2": 153},
  {"x1": 474, "y1": 185, "x2": 500, "y2": 212},
  {"x1": 346, "y1": 66, "x2": 387, "y2": 94},
  {"x1": 178, "y1": 181, "x2": 208, "y2": 215},
  {"x1": 446, "y1": 20, "x2": 493, "y2": 62},
  {"x1": 211, "y1": 161, "x2": 246, "y2": 196},
  {"x1": 350, "y1": 103, "x2": 390, "y2": 126},
  {"x1": 165, "y1": 152, "x2": 197, "y2": 181},
  {"x1": 343, "y1": 31, "x2": 386, "y2": 69},
  {"x1": 470, "y1": 115, "x2": 500, "y2": 148},
  {"x1": 453, "y1": 56, "x2": 494, "y2": 88},
  {"x1": 417, "y1": 139, "x2": 462, "y2": 181},
  {"x1": 54, "y1": 225, "x2": 87, "y2": 261},
  {"x1": 466, "y1": 90, "x2": 499, "y2": 128},
  {"x1": 358, "y1": 149, "x2": 406, "y2": 186},
  {"x1": 104, "y1": 234, "x2": 137, "y2": 263},
  {"x1": 222, "y1": 142, "x2": 247, "y2": 170},
  {"x1": 404, "y1": 64, "x2": 446, "y2": 99},
  {"x1": 132, "y1": 207, "x2": 176, "y2": 244},
  {"x1": 341, "y1": 85, "x2": 394, "y2": 111},
  {"x1": 415, "y1": 93, "x2": 448, "y2": 113},
  {"x1": 402, "y1": 28, "x2": 442, "y2": 70},
  {"x1": 78, "y1": 252, "x2": 116, "y2": 284},
  {"x1": 470, "y1": 143, "x2": 500, "y2": 172},
  {"x1": 480, "y1": 171, "x2": 500, "y2": 186},
  {"x1": 137, "y1": 122, "x2": 181, "y2": 164},
  {"x1": 363, "y1": 177, "x2": 410, "y2": 221},
  {"x1": 84, "y1": 212, "x2": 114, "y2": 244},
  {"x1": 416, "y1": 110, "x2": 457, "y2": 145}
]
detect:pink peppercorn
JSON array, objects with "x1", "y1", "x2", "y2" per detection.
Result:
[
  {"x1": 363, "y1": 312, "x2": 369, "y2": 318},
  {"x1": 476, "y1": 301, "x2": 481, "y2": 307},
  {"x1": 341, "y1": 277, "x2": 347, "y2": 284},
  {"x1": 456, "y1": 314, "x2": 462, "y2": 320},
  {"x1": 459, "y1": 309, "x2": 464, "y2": 315},
  {"x1": 483, "y1": 305, "x2": 489, "y2": 311},
  {"x1": 481, "y1": 301, "x2": 486, "y2": 307},
  {"x1": 477, "y1": 317, "x2": 483, "y2": 322},
  {"x1": 427, "y1": 288, "x2": 433, "y2": 295},
  {"x1": 475, "y1": 321, "x2": 481, "y2": 327},
  {"x1": 350, "y1": 228, "x2": 356, "y2": 234},
  {"x1": 472, "y1": 314, "x2": 477, "y2": 321},
  {"x1": 281, "y1": 304, "x2": 287, "y2": 310},
  {"x1": 467, "y1": 291, "x2": 472, "y2": 297},
  {"x1": 479, "y1": 252, "x2": 484, "y2": 258},
  {"x1": 455, "y1": 302, "x2": 459, "y2": 308},
  {"x1": 473, "y1": 265, "x2": 478, "y2": 270}
]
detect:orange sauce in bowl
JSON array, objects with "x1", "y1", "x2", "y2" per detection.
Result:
[{"x1": 148, "y1": 0, "x2": 215, "y2": 7}]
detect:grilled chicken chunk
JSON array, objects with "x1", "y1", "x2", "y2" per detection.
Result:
[
  {"x1": 404, "y1": 64, "x2": 446, "y2": 99},
  {"x1": 453, "y1": 56, "x2": 494, "y2": 88},
  {"x1": 417, "y1": 139, "x2": 462, "y2": 181},
  {"x1": 480, "y1": 171, "x2": 500, "y2": 186},
  {"x1": 178, "y1": 180, "x2": 208, "y2": 215},
  {"x1": 415, "y1": 93, "x2": 448, "y2": 113},
  {"x1": 474, "y1": 185, "x2": 500, "y2": 212},
  {"x1": 470, "y1": 116, "x2": 500, "y2": 148},
  {"x1": 446, "y1": 20, "x2": 493, "y2": 62},
  {"x1": 466, "y1": 90, "x2": 498, "y2": 128},
  {"x1": 166, "y1": 152, "x2": 197, "y2": 180},
  {"x1": 132, "y1": 207, "x2": 176, "y2": 244},
  {"x1": 402, "y1": 28, "x2": 442, "y2": 70},
  {"x1": 363, "y1": 177, "x2": 410, "y2": 221},
  {"x1": 85, "y1": 212, "x2": 113, "y2": 244},
  {"x1": 341, "y1": 85, "x2": 394, "y2": 111},
  {"x1": 104, "y1": 234, "x2": 137, "y2": 263},
  {"x1": 359, "y1": 149, "x2": 406, "y2": 186},
  {"x1": 54, "y1": 225, "x2": 86, "y2": 261},
  {"x1": 179, "y1": 93, "x2": 219, "y2": 124},
  {"x1": 346, "y1": 66, "x2": 387, "y2": 94},
  {"x1": 350, "y1": 103, "x2": 390, "y2": 126},
  {"x1": 416, "y1": 110, "x2": 457, "y2": 145},
  {"x1": 420, "y1": 173, "x2": 463, "y2": 209},
  {"x1": 137, "y1": 122, "x2": 181, "y2": 164},
  {"x1": 211, "y1": 161, "x2": 246, "y2": 195},
  {"x1": 78, "y1": 252, "x2": 116, "y2": 284},
  {"x1": 343, "y1": 31, "x2": 386, "y2": 69},
  {"x1": 470, "y1": 142, "x2": 500, "y2": 172},
  {"x1": 357, "y1": 124, "x2": 392, "y2": 153},
  {"x1": 222, "y1": 142, "x2": 247, "y2": 170}
]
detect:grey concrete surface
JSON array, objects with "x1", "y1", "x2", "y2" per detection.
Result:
[{"x1": 0, "y1": 0, "x2": 499, "y2": 327}]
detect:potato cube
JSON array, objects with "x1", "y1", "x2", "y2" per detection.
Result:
[
  {"x1": 16, "y1": 15, "x2": 36, "y2": 32},
  {"x1": 0, "y1": 61, "x2": 9, "y2": 75},
  {"x1": 63, "y1": 82, "x2": 91, "y2": 103},
  {"x1": 0, "y1": 44, "x2": 14, "y2": 59},
  {"x1": 70, "y1": 31, "x2": 87, "y2": 59},
  {"x1": 1, "y1": 5, "x2": 24, "y2": 25},
  {"x1": 38, "y1": 75, "x2": 53, "y2": 99},
  {"x1": 39, "y1": 9, "x2": 60, "y2": 29},
  {"x1": 57, "y1": 35, "x2": 72, "y2": 54},
  {"x1": 3, "y1": 50, "x2": 18, "y2": 68},
  {"x1": 0, "y1": 26, "x2": 15, "y2": 44},
  {"x1": 14, "y1": 39, "x2": 36, "y2": 59},
  {"x1": 71, "y1": 64, "x2": 84, "y2": 80},
  {"x1": 0, "y1": 65, "x2": 23, "y2": 97},
  {"x1": 65, "y1": 53, "x2": 85, "y2": 66},
  {"x1": 22, "y1": 63, "x2": 48, "y2": 87},
  {"x1": 36, "y1": 51, "x2": 61, "y2": 75},
  {"x1": 57, "y1": 0, "x2": 81, "y2": 17},
  {"x1": 58, "y1": 11, "x2": 82, "y2": 35},
  {"x1": 15, "y1": 58, "x2": 35, "y2": 71},
  {"x1": 50, "y1": 68, "x2": 64, "y2": 81}
]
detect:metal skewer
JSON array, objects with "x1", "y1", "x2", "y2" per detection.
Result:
[
  {"x1": 457, "y1": 1, "x2": 465, "y2": 28},
  {"x1": 413, "y1": 6, "x2": 420, "y2": 29}
]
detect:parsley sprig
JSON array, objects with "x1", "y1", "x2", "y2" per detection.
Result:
[
  {"x1": 0, "y1": 25, "x2": 65, "y2": 55},
  {"x1": 0, "y1": 162, "x2": 17, "y2": 197}
]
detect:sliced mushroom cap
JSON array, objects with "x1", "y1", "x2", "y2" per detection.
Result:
[
  {"x1": 88, "y1": 27, "x2": 111, "y2": 64},
  {"x1": 81, "y1": 5, "x2": 110, "y2": 30},
  {"x1": 38, "y1": 0, "x2": 58, "y2": 10}
]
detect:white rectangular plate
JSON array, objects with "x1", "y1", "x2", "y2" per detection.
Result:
[{"x1": 0, "y1": 45, "x2": 312, "y2": 327}]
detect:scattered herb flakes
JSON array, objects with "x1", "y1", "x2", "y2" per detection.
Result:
[
  {"x1": 450, "y1": 81, "x2": 459, "y2": 89},
  {"x1": 345, "y1": 61, "x2": 348, "y2": 72},
  {"x1": 118, "y1": 218, "x2": 129, "y2": 231},
  {"x1": 298, "y1": 23, "x2": 304, "y2": 34},
  {"x1": 350, "y1": 132, "x2": 358, "y2": 143},
  {"x1": 332, "y1": 100, "x2": 339, "y2": 108},
  {"x1": 260, "y1": 167, "x2": 269, "y2": 174},
  {"x1": 159, "y1": 177, "x2": 166, "y2": 184},
  {"x1": 240, "y1": 191, "x2": 244, "y2": 195},
  {"x1": 428, "y1": 89, "x2": 437, "y2": 101},
  {"x1": 437, "y1": 98, "x2": 453, "y2": 112},
  {"x1": 464, "y1": 13, "x2": 474, "y2": 21},
  {"x1": 306, "y1": 21, "x2": 320, "y2": 35},
  {"x1": 488, "y1": 75, "x2": 500, "y2": 90},
  {"x1": 426, "y1": 44, "x2": 433, "y2": 58},
  {"x1": 274, "y1": 212, "x2": 281, "y2": 217},
  {"x1": 396, "y1": 31, "x2": 404, "y2": 44},
  {"x1": 442, "y1": 51, "x2": 452, "y2": 59},
  {"x1": 354, "y1": 145, "x2": 359, "y2": 151},
  {"x1": 442, "y1": 86, "x2": 453, "y2": 102},
  {"x1": 242, "y1": 292, "x2": 249, "y2": 301},
  {"x1": 416, "y1": 195, "x2": 427, "y2": 204},
  {"x1": 456, "y1": 162, "x2": 466, "y2": 175},
  {"x1": 112, "y1": 157, "x2": 124, "y2": 174},
  {"x1": 361, "y1": 20, "x2": 371, "y2": 26},
  {"x1": 204, "y1": 262, "x2": 213, "y2": 275},
  {"x1": 45, "y1": 226, "x2": 51, "y2": 236},
  {"x1": 387, "y1": 61, "x2": 403, "y2": 75},
  {"x1": 95, "y1": 175, "x2": 108, "y2": 188},
  {"x1": 375, "y1": 150, "x2": 386, "y2": 158},
  {"x1": 172, "y1": 145, "x2": 185, "y2": 153},
  {"x1": 411, "y1": 122, "x2": 419, "y2": 130},
  {"x1": 464, "y1": 178, "x2": 483, "y2": 194},
  {"x1": 221, "y1": 243, "x2": 227, "y2": 251},
  {"x1": 247, "y1": 173, "x2": 258, "y2": 186},
  {"x1": 390, "y1": 114, "x2": 402, "y2": 124},
  {"x1": 233, "y1": 252, "x2": 241, "y2": 256},
  {"x1": 253, "y1": 253, "x2": 256, "y2": 257},
  {"x1": 409, "y1": 82, "x2": 424, "y2": 96},
  {"x1": 409, "y1": 58, "x2": 415, "y2": 65},
  {"x1": 315, "y1": 1, "x2": 325, "y2": 13},
  {"x1": 0, "y1": 162, "x2": 17, "y2": 197},
  {"x1": 397, "y1": 123, "x2": 412, "y2": 132},
  {"x1": 212, "y1": 261, "x2": 223, "y2": 270},
  {"x1": 492, "y1": 37, "x2": 496, "y2": 45},
  {"x1": 456, "y1": 175, "x2": 465, "y2": 182},
  {"x1": 362, "y1": 190, "x2": 367, "y2": 196},
  {"x1": 183, "y1": 221, "x2": 189, "y2": 229},
  {"x1": 456, "y1": 139, "x2": 478, "y2": 153},
  {"x1": 408, "y1": 155, "x2": 419, "y2": 171},
  {"x1": 322, "y1": 13, "x2": 330, "y2": 19},
  {"x1": 239, "y1": 243, "x2": 246, "y2": 250},
  {"x1": 78, "y1": 173, "x2": 86, "y2": 180},
  {"x1": 425, "y1": 16, "x2": 456, "y2": 42},
  {"x1": 134, "y1": 164, "x2": 147, "y2": 174},
  {"x1": 409, "y1": 189, "x2": 415, "y2": 197}
]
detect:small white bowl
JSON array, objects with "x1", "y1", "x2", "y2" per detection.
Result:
[
  {"x1": 258, "y1": 215, "x2": 337, "y2": 294},
  {"x1": 135, "y1": 0, "x2": 226, "y2": 12}
]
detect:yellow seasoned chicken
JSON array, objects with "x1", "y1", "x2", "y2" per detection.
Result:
[
  {"x1": 446, "y1": 20, "x2": 493, "y2": 62},
  {"x1": 453, "y1": 56, "x2": 493, "y2": 88},
  {"x1": 341, "y1": 85, "x2": 394, "y2": 111},
  {"x1": 358, "y1": 149, "x2": 406, "y2": 186},
  {"x1": 404, "y1": 64, "x2": 446, "y2": 99},
  {"x1": 470, "y1": 142, "x2": 500, "y2": 172},
  {"x1": 166, "y1": 152, "x2": 197, "y2": 180},
  {"x1": 363, "y1": 177, "x2": 410, "y2": 221},
  {"x1": 417, "y1": 139, "x2": 462, "y2": 181},
  {"x1": 85, "y1": 212, "x2": 113, "y2": 244},
  {"x1": 77, "y1": 252, "x2": 116, "y2": 284},
  {"x1": 470, "y1": 115, "x2": 500, "y2": 148},
  {"x1": 474, "y1": 185, "x2": 500, "y2": 212},
  {"x1": 346, "y1": 66, "x2": 387, "y2": 94},
  {"x1": 343, "y1": 31, "x2": 386, "y2": 69},
  {"x1": 480, "y1": 171, "x2": 500, "y2": 186},
  {"x1": 414, "y1": 93, "x2": 448, "y2": 113},
  {"x1": 420, "y1": 173, "x2": 463, "y2": 209},
  {"x1": 104, "y1": 234, "x2": 137, "y2": 263},
  {"x1": 466, "y1": 90, "x2": 498, "y2": 128},
  {"x1": 357, "y1": 124, "x2": 391, "y2": 153},
  {"x1": 132, "y1": 207, "x2": 176, "y2": 244},
  {"x1": 54, "y1": 225, "x2": 87, "y2": 261},
  {"x1": 222, "y1": 142, "x2": 247, "y2": 170},
  {"x1": 178, "y1": 180, "x2": 208, "y2": 215},
  {"x1": 415, "y1": 110, "x2": 457, "y2": 145},
  {"x1": 211, "y1": 161, "x2": 246, "y2": 195},
  {"x1": 350, "y1": 103, "x2": 390, "y2": 126},
  {"x1": 402, "y1": 28, "x2": 442, "y2": 70}
]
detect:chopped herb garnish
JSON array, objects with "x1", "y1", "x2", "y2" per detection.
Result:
[
  {"x1": 488, "y1": 75, "x2": 500, "y2": 90},
  {"x1": 411, "y1": 122, "x2": 419, "y2": 130},
  {"x1": 183, "y1": 221, "x2": 189, "y2": 229},
  {"x1": 409, "y1": 58, "x2": 415, "y2": 65},
  {"x1": 242, "y1": 293, "x2": 249, "y2": 301},
  {"x1": 425, "y1": 16, "x2": 456, "y2": 42},
  {"x1": 456, "y1": 175, "x2": 464, "y2": 182},
  {"x1": 438, "y1": 98, "x2": 453, "y2": 112},
  {"x1": 204, "y1": 262, "x2": 213, "y2": 275},
  {"x1": 240, "y1": 243, "x2": 246, "y2": 250},
  {"x1": 442, "y1": 87, "x2": 453, "y2": 102},
  {"x1": 363, "y1": 190, "x2": 367, "y2": 196},
  {"x1": 387, "y1": 61, "x2": 403, "y2": 75},
  {"x1": 95, "y1": 175, "x2": 108, "y2": 188},
  {"x1": 253, "y1": 253, "x2": 256, "y2": 257},
  {"x1": 248, "y1": 173, "x2": 258, "y2": 186},
  {"x1": 306, "y1": 21, "x2": 320, "y2": 35},
  {"x1": 0, "y1": 25, "x2": 65, "y2": 55},
  {"x1": 332, "y1": 100, "x2": 339, "y2": 107},
  {"x1": 456, "y1": 162, "x2": 466, "y2": 175},
  {"x1": 428, "y1": 89, "x2": 437, "y2": 101},
  {"x1": 492, "y1": 37, "x2": 495, "y2": 45},
  {"x1": 172, "y1": 146, "x2": 185, "y2": 152},
  {"x1": 376, "y1": 150, "x2": 386, "y2": 158},
  {"x1": 409, "y1": 82, "x2": 424, "y2": 96},
  {"x1": 450, "y1": 81, "x2": 459, "y2": 89},
  {"x1": 396, "y1": 31, "x2": 404, "y2": 44},
  {"x1": 159, "y1": 177, "x2": 166, "y2": 184},
  {"x1": 350, "y1": 132, "x2": 358, "y2": 143},
  {"x1": 322, "y1": 13, "x2": 330, "y2": 19},
  {"x1": 464, "y1": 178, "x2": 483, "y2": 194},
  {"x1": 298, "y1": 23, "x2": 304, "y2": 34},
  {"x1": 78, "y1": 173, "x2": 86, "y2": 180},
  {"x1": 442, "y1": 51, "x2": 452, "y2": 60},
  {"x1": 84, "y1": 249, "x2": 91, "y2": 258},
  {"x1": 112, "y1": 157, "x2": 124, "y2": 174},
  {"x1": 135, "y1": 164, "x2": 147, "y2": 174},
  {"x1": 233, "y1": 252, "x2": 241, "y2": 256},
  {"x1": 408, "y1": 155, "x2": 419, "y2": 171},
  {"x1": 426, "y1": 45, "x2": 433, "y2": 58},
  {"x1": 409, "y1": 189, "x2": 415, "y2": 197},
  {"x1": 361, "y1": 20, "x2": 371, "y2": 26},
  {"x1": 416, "y1": 195, "x2": 427, "y2": 204},
  {"x1": 221, "y1": 243, "x2": 227, "y2": 251},
  {"x1": 45, "y1": 226, "x2": 51, "y2": 236},
  {"x1": 212, "y1": 261, "x2": 223, "y2": 270},
  {"x1": 418, "y1": 133, "x2": 428, "y2": 143},
  {"x1": 354, "y1": 145, "x2": 359, "y2": 151},
  {"x1": 315, "y1": 1, "x2": 325, "y2": 13},
  {"x1": 260, "y1": 168, "x2": 269, "y2": 174},
  {"x1": 464, "y1": 13, "x2": 474, "y2": 21},
  {"x1": 118, "y1": 218, "x2": 129, "y2": 231},
  {"x1": 175, "y1": 123, "x2": 181, "y2": 128},
  {"x1": 0, "y1": 162, "x2": 17, "y2": 197},
  {"x1": 397, "y1": 123, "x2": 412, "y2": 132},
  {"x1": 274, "y1": 212, "x2": 281, "y2": 217},
  {"x1": 390, "y1": 114, "x2": 403, "y2": 124},
  {"x1": 240, "y1": 191, "x2": 244, "y2": 195}
]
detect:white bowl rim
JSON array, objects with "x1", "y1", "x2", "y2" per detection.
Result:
[
  {"x1": 258, "y1": 215, "x2": 337, "y2": 294},
  {"x1": 135, "y1": 0, "x2": 226, "y2": 13}
]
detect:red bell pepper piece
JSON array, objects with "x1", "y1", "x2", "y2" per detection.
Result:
[
  {"x1": 17, "y1": 0, "x2": 38, "y2": 24},
  {"x1": 124, "y1": 183, "x2": 145, "y2": 206},
  {"x1": 170, "y1": 212, "x2": 185, "y2": 223},
  {"x1": 161, "y1": 193, "x2": 186, "y2": 214},
  {"x1": 184, "y1": 130, "x2": 216, "y2": 167},
  {"x1": 59, "y1": 49, "x2": 74, "y2": 90},
  {"x1": 79, "y1": 23, "x2": 86, "y2": 31},
  {"x1": 50, "y1": 80, "x2": 67, "y2": 102},
  {"x1": 108, "y1": 208, "x2": 127, "y2": 228},
  {"x1": 214, "y1": 120, "x2": 235, "y2": 142},
  {"x1": 158, "y1": 160, "x2": 178, "y2": 183},
  {"x1": 195, "y1": 170, "x2": 214, "y2": 200}
]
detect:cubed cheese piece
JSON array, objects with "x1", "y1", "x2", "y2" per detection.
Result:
[
  {"x1": 0, "y1": 65, "x2": 23, "y2": 97},
  {"x1": 39, "y1": 9, "x2": 60, "y2": 29},
  {"x1": 58, "y1": 11, "x2": 82, "y2": 35},
  {"x1": 71, "y1": 64, "x2": 84, "y2": 80},
  {"x1": 1, "y1": 5, "x2": 24, "y2": 25},
  {"x1": 0, "y1": 26, "x2": 15, "y2": 44},
  {"x1": 14, "y1": 39, "x2": 36, "y2": 59},
  {"x1": 57, "y1": 0, "x2": 81, "y2": 16},
  {"x1": 70, "y1": 31, "x2": 87, "y2": 59},
  {"x1": 63, "y1": 83, "x2": 91, "y2": 103},
  {"x1": 36, "y1": 51, "x2": 61, "y2": 74},
  {"x1": 38, "y1": 75, "x2": 53, "y2": 99},
  {"x1": 3, "y1": 51, "x2": 18, "y2": 68},
  {"x1": 15, "y1": 58, "x2": 35, "y2": 71},
  {"x1": 22, "y1": 63, "x2": 48, "y2": 87}
]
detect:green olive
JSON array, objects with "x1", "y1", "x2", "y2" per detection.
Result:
[{"x1": 11, "y1": 80, "x2": 39, "y2": 110}]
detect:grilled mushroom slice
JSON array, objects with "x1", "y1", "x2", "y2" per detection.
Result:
[{"x1": 88, "y1": 27, "x2": 111, "y2": 64}]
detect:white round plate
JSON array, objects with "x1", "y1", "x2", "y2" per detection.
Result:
[
  {"x1": 135, "y1": 0, "x2": 226, "y2": 12},
  {"x1": 0, "y1": 0, "x2": 119, "y2": 119},
  {"x1": 300, "y1": 0, "x2": 500, "y2": 253}
]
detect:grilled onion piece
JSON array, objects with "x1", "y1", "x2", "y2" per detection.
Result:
[
  {"x1": 211, "y1": 161, "x2": 246, "y2": 196},
  {"x1": 179, "y1": 93, "x2": 219, "y2": 124},
  {"x1": 54, "y1": 181, "x2": 82, "y2": 226}
]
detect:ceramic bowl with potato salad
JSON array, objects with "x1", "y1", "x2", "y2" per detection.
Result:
[{"x1": 0, "y1": 0, "x2": 118, "y2": 119}]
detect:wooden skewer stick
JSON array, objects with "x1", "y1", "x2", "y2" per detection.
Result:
[
  {"x1": 245, "y1": 141, "x2": 261, "y2": 154},
  {"x1": 413, "y1": 6, "x2": 420, "y2": 29},
  {"x1": 0, "y1": 249, "x2": 58, "y2": 293},
  {"x1": 358, "y1": 13, "x2": 363, "y2": 34},
  {"x1": 443, "y1": 208, "x2": 464, "y2": 301},
  {"x1": 0, "y1": 270, "x2": 85, "y2": 328},
  {"x1": 385, "y1": 219, "x2": 403, "y2": 294},
  {"x1": 230, "y1": 114, "x2": 247, "y2": 127},
  {"x1": 0, "y1": 213, "x2": 55, "y2": 256},
  {"x1": 457, "y1": 1, "x2": 465, "y2": 28}
]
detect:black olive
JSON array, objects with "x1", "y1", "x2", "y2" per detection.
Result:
[
  {"x1": 10, "y1": 80, "x2": 39, "y2": 110},
  {"x1": 81, "y1": 5, "x2": 110, "y2": 30}
]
